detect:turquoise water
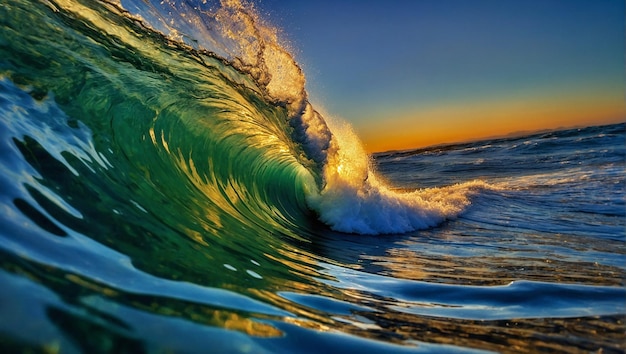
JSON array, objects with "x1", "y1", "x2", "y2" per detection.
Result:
[{"x1": 1, "y1": 0, "x2": 625, "y2": 352}]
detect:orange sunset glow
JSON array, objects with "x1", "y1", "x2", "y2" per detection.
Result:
[
  {"x1": 281, "y1": 1, "x2": 625, "y2": 153},
  {"x1": 357, "y1": 91, "x2": 625, "y2": 153}
]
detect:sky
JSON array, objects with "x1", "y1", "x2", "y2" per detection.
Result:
[{"x1": 261, "y1": 0, "x2": 625, "y2": 152}]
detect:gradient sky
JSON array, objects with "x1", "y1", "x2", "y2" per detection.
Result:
[{"x1": 262, "y1": 0, "x2": 625, "y2": 152}]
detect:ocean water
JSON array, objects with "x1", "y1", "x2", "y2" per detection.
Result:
[{"x1": 1, "y1": 0, "x2": 625, "y2": 353}]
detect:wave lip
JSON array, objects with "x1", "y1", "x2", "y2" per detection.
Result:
[
  {"x1": 116, "y1": 0, "x2": 485, "y2": 236},
  {"x1": 3, "y1": 0, "x2": 489, "y2": 239}
]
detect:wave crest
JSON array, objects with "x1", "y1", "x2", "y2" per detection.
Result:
[
  {"x1": 305, "y1": 116, "x2": 491, "y2": 234},
  {"x1": 5, "y1": 0, "x2": 489, "y2": 235},
  {"x1": 119, "y1": 0, "x2": 489, "y2": 235}
]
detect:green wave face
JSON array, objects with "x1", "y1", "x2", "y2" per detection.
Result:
[{"x1": 0, "y1": 0, "x2": 326, "y2": 304}]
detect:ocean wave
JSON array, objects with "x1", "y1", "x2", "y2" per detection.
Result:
[
  {"x1": 2, "y1": 2, "x2": 625, "y2": 351},
  {"x1": 0, "y1": 0, "x2": 484, "y2": 242}
]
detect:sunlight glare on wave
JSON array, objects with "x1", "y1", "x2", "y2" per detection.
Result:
[{"x1": 305, "y1": 114, "x2": 493, "y2": 235}]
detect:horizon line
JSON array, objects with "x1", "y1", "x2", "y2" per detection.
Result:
[{"x1": 371, "y1": 120, "x2": 626, "y2": 155}]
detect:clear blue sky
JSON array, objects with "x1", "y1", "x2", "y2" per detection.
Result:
[{"x1": 261, "y1": 0, "x2": 625, "y2": 152}]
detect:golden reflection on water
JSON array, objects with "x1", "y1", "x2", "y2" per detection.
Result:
[
  {"x1": 127, "y1": 297, "x2": 284, "y2": 338},
  {"x1": 203, "y1": 309, "x2": 282, "y2": 337},
  {"x1": 353, "y1": 310, "x2": 626, "y2": 353},
  {"x1": 256, "y1": 231, "x2": 626, "y2": 352},
  {"x1": 65, "y1": 274, "x2": 119, "y2": 297},
  {"x1": 359, "y1": 235, "x2": 625, "y2": 287}
]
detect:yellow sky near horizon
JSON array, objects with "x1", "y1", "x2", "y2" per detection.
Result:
[
  {"x1": 277, "y1": 1, "x2": 625, "y2": 155},
  {"x1": 357, "y1": 91, "x2": 626, "y2": 153}
]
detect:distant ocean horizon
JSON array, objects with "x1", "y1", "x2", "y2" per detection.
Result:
[
  {"x1": 1, "y1": 0, "x2": 624, "y2": 352},
  {"x1": 377, "y1": 121, "x2": 626, "y2": 155}
]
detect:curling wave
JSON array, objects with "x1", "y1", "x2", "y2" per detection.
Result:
[{"x1": 0, "y1": 0, "x2": 484, "y2": 236}]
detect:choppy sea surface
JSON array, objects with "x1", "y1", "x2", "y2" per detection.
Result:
[{"x1": 1, "y1": 0, "x2": 625, "y2": 352}]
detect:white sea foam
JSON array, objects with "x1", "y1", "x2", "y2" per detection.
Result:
[{"x1": 305, "y1": 116, "x2": 490, "y2": 235}]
